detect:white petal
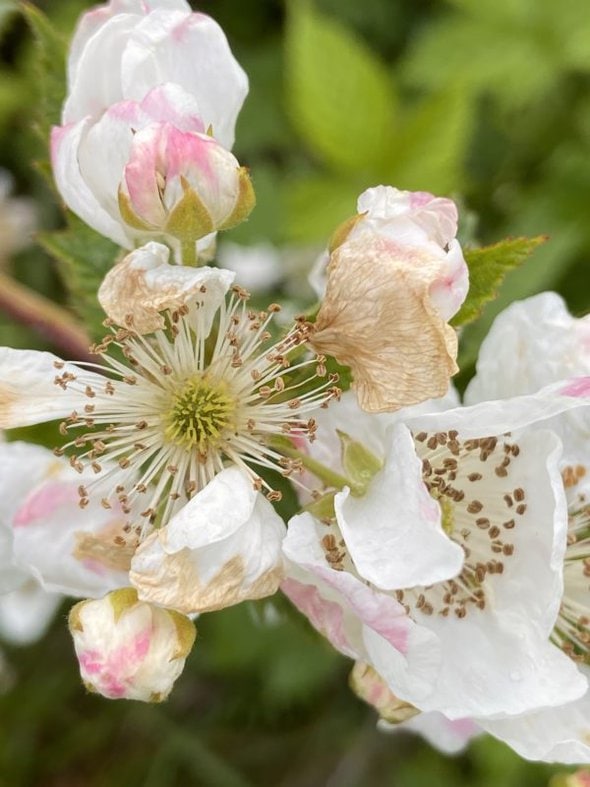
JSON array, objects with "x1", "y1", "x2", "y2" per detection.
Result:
[
  {"x1": 0, "y1": 441, "x2": 66, "y2": 592},
  {"x1": 406, "y1": 377, "x2": 590, "y2": 440},
  {"x1": 130, "y1": 466, "x2": 286, "y2": 613},
  {"x1": 64, "y1": 13, "x2": 140, "y2": 123},
  {"x1": 413, "y1": 612, "x2": 586, "y2": 719},
  {"x1": 282, "y1": 513, "x2": 441, "y2": 700},
  {"x1": 0, "y1": 581, "x2": 61, "y2": 645},
  {"x1": 465, "y1": 292, "x2": 590, "y2": 463},
  {"x1": 0, "y1": 348, "x2": 93, "y2": 428},
  {"x1": 379, "y1": 712, "x2": 481, "y2": 755},
  {"x1": 51, "y1": 120, "x2": 132, "y2": 248},
  {"x1": 335, "y1": 423, "x2": 464, "y2": 590},
  {"x1": 12, "y1": 474, "x2": 130, "y2": 598},
  {"x1": 482, "y1": 670, "x2": 590, "y2": 764}
]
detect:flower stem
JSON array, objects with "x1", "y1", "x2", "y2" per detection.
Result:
[
  {"x1": 270, "y1": 435, "x2": 350, "y2": 490},
  {"x1": 180, "y1": 240, "x2": 198, "y2": 266},
  {"x1": 0, "y1": 272, "x2": 92, "y2": 360}
]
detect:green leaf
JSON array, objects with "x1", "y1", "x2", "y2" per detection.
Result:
[
  {"x1": 452, "y1": 236, "x2": 547, "y2": 328},
  {"x1": 20, "y1": 1, "x2": 68, "y2": 141},
  {"x1": 387, "y1": 87, "x2": 472, "y2": 193},
  {"x1": 285, "y1": 1, "x2": 397, "y2": 175},
  {"x1": 37, "y1": 214, "x2": 121, "y2": 340}
]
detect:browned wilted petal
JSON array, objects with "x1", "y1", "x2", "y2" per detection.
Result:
[
  {"x1": 309, "y1": 234, "x2": 458, "y2": 413},
  {"x1": 98, "y1": 242, "x2": 234, "y2": 333}
]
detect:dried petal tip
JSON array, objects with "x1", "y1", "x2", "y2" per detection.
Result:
[
  {"x1": 68, "y1": 589, "x2": 196, "y2": 702},
  {"x1": 98, "y1": 242, "x2": 234, "y2": 334},
  {"x1": 310, "y1": 234, "x2": 459, "y2": 413}
]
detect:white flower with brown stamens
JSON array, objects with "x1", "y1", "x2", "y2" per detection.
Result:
[
  {"x1": 0, "y1": 257, "x2": 340, "y2": 539},
  {"x1": 283, "y1": 383, "x2": 590, "y2": 726},
  {"x1": 309, "y1": 186, "x2": 468, "y2": 414}
]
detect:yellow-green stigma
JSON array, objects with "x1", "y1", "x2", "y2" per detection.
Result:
[{"x1": 164, "y1": 376, "x2": 236, "y2": 452}]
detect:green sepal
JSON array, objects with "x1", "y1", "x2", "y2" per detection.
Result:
[
  {"x1": 338, "y1": 430, "x2": 382, "y2": 496},
  {"x1": 168, "y1": 609, "x2": 197, "y2": 660},
  {"x1": 117, "y1": 188, "x2": 155, "y2": 232},
  {"x1": 304, "y1": 491, "x2": 336, "y2": 521},
  {"x1": 108, "y1": 587, "x2": 139, "y2": 623},
  {"x1": 68, "y1": 600, "x2": 87, "y2": 633},
  {"x1": 165, "y1": 176, "x2": 214, "y2": 241},
  {"x1": 218, "y1": 167, "x2": 256, "y2": 231}
]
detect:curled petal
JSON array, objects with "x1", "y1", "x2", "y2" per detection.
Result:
[
  {"x1": 310, "y1": 234, "x2": 458, "y2": 413},
  {"x1": 335, "y1": 423, "x2": 464, "y2": 590},
  {"x1": 356, "y1": 186, "x2": 459, "y2": 249},
  {"x1": 130, "y1": 467, "x2": 286, "y2": 613},
  {"x1": 98, "y1": 242, "x2": 235, "y2": 333}
]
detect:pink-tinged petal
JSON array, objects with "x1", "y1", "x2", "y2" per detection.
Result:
[
  {"x1": 428, "y1": 239, "x2": 469, "y2": 321},
  {"x1": 335, "y1": 423, "x2": 464, "y2": 591},
  {"x1": 465, "y1": 293, "x2": 590, "y2": 463},
  {"x1": 562, "y1": 378, "x2": 590, "y2": 398},
  {"x1": 11, "y1": 473, "x2": 130, "y2": 598},
  {"x1": 139, "y1": 83, "x2": 205, "y2": 133},
  {"x1": 281, "y1": 578, "x2": 351, "y2": 654},
  {"x1": 0, "y1": 348, "x2": 95, "y2": 429},
  {"x1": 13, "y1": 481, "x2": 78, "y2": 527},
  {"x1": 51, "y1": 121, "x2": 131, "y2": 248},
  {"x1": 283, "y1": 513, "x2": 441, "y2": 699},
  {"x1": 356, "y1": 186, "x2": 459, "y2": 249}
]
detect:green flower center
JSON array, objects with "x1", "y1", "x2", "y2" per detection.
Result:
[{"x1": 164, "y1": 376, "x2": 236, "y2": 452}]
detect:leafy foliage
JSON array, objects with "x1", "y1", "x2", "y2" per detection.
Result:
[
  {"x1": 38, "y1": 214, "x2": 121, "y2": 340},
  {"x1": 453, "y1": 236, "x2": 546, "y2": 327},
  {"x1": 20, "y1": 2, "x2": 68, "y2": 140},
  {"x1": 285, "y1": 1, "x2": 397, "y2": 175}
]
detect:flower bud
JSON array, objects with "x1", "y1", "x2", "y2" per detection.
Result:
[
  {"x1": 118, "y1": 122, "x2": 255, "y2": 259},
  {"x1": 69, "y1": 588, "x2": 196, "y2": 702},
  {"x1": 350, "y1": 661, "x2": 420, "y2": 724}
]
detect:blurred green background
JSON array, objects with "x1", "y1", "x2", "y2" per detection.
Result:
[{"x1": 0, "y1": 0, "x2": 589, "y2": 783}]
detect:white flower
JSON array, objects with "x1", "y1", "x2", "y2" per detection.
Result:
[
  {"x1": 130, "y1": 466, "x2": 286, "y2": 613},
  {"x1": 309, "y1": 186, "x2": 468, "y2": 413},
  {"x1": 64, "y1": 0, "x2": 247, "y2": 150},
  {"x1": 459, "y1": 293, "x2": 590, "y2": 763},
  {"x1": 52, "y1": 84, "x2": 253, "y2": 257},
  {"x1": 0, "y1": 255, "x2": 339, "y2": 538},
  {"x1": 69, "y1": 587, "x2": 196, "y2": 702},
  {"x1": 282, "y1": 384, "x2": 590, "y2": 723}
]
